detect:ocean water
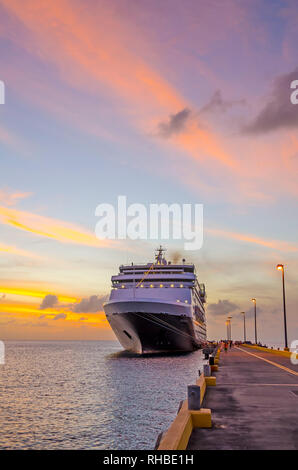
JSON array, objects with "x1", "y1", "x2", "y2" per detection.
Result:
[{"x1": 0, "y1": 341, "x2": 204, "y2": 450}]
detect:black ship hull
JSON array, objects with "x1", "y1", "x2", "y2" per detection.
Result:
[{"x1": 105, "y1": 310, "x2": 202, "y2": 354}]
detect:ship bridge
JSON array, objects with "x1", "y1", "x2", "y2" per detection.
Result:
[{"x1": 110, "y1": 246, "x2": 206, "y2": 305}]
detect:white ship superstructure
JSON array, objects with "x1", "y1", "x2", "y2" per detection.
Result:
[{"x1": 103, "y1": 247, "x2": 207, "y2": 354}]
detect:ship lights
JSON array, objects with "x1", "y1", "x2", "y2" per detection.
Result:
[
  {"x1": 150, "y1": 284, "x2": 154, "y2": 288},
  {"x1": 170, "y1": 284, "x2": 174, "y2": 287},
  {"x1": 180, "y1": 284, "x2": 183, "y2": 288},
  {"x1": 160, "y1": 284, "x2": 164, "y2": 287}
]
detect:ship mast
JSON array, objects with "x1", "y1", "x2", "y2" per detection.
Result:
[{"x1": 155, "y1": 245, "x2": 166, "y2": 265}]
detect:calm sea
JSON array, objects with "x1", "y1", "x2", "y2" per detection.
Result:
[{"x1": 0, "y1": 341, "x2": 204, "y2": 449}]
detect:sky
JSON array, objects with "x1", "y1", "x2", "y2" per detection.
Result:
[{"x1": 0, "y1": 0, "x2": 297, "y2": 346}]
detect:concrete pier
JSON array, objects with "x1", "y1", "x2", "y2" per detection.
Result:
[{"x1": 187, "y1": 346, "x2": 298, "y2": 450}]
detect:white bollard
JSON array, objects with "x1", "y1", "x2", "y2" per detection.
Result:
[
  {"x1": 188, "y1": 385, "x2": 201, "y2": 410},
  {"x1": 203, "y1": 364, "x2": 211, "y2": 377}
]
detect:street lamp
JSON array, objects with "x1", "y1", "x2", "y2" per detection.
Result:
[
  {"x1": 241, "y1": 312, "x2": 246, "y2": 342},
  {"x1": 225, "y1": 320, "x2": 229, "y2": 341},
  {"x1": 227, "y1": 316, "x2": 232, "y2": 341},
  {"x1": 251, "y1": 298, "x2": 257, "y2": 344},
  {"x1": 276, "y1": 264, "x2": 288, "y2": 351}
]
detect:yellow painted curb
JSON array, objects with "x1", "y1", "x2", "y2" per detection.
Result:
[
  {"x1": 214, "y1": 358, "x2": 219, "y2": 364},
  {"x1": 157, "y1": 400, "x2": 192, "y2": 450},
  {"x1": 196, "y1": 373, "x2": 206, "y2": 404},
  {"x1": 211, "y1": 364, "x2": 218, "y2": 372},
  {"x1": 242, "y1": 343, "x2": 298, "y2": 359},
  {"x1": 157, "y1": 372, "x2": 215, "y2": 450},
  {"x1": 205, "y1": 376, "x2": 216, "y2": 386},
  {"x1": 191, "y1": 408, "x2": 212, "y2": 428}
]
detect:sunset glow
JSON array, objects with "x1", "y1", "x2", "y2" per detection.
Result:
[{"x1": 0, "y1": 0, "x2": 297, "y2": 345}]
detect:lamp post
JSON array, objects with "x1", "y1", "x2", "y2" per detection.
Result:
[
  {"x1": 251, "y1": 298, "x2": 257, "y2": 344},
  {"x1": 276, "y1": 264, "x2": 288, "y2": 351},
  {"x1": 225, "y1": 320, "x2": 229, "y2": 341},
  {"x1": 227, "y1": 316, "x2": 232, "y2": 341},
  {"x1": 241, "y1": 312, "x2": 246, "y2": 342}
]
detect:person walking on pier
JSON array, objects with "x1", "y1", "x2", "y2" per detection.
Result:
[{"x1": 224, "y1": 342, "x2": 228, "y2": 353}]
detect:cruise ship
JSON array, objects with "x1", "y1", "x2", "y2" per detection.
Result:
[{"x1": 103, "y1": 247, "x2": 207, "y2": 354}]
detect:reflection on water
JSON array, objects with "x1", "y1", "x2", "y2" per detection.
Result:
[{"x1": 0, "y1": 341, "x2": 204, "y2": 449}]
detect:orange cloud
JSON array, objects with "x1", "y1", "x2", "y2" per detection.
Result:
[
  {"x1": 0, "y1": 189, "x2": 32, "y2": 206},
  {"x1": 0, "y1": 0, "x2": 183, "y2": 114},
  {"x1": 173, "y1": 120, "x2": 238, "y2": 170},
  {"x1": 0, "y1": 286, "x2": 77, "y2": 303},
  {"x1": 206, "y1": 227, "x2": 298, "y2": 252},
  {"x1": 0, "y1": 205, "x2": 111, "y2": 248},
  {"x1": 1, "y1": 0, "x2": 295, "y2": 205},
  {"x1": 0, "y1": 0, "x2": 236, "y2": 171},
  {"x1": 0, "y1": 302, "x2": 108, "y2": 325},
  {"x1": 0, "y1": 241, "x2": 42, "y2": 259}
]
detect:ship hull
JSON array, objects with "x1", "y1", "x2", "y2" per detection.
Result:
[{"x1": 104, "y1": 300, "x2": 204, "y2": 354}]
